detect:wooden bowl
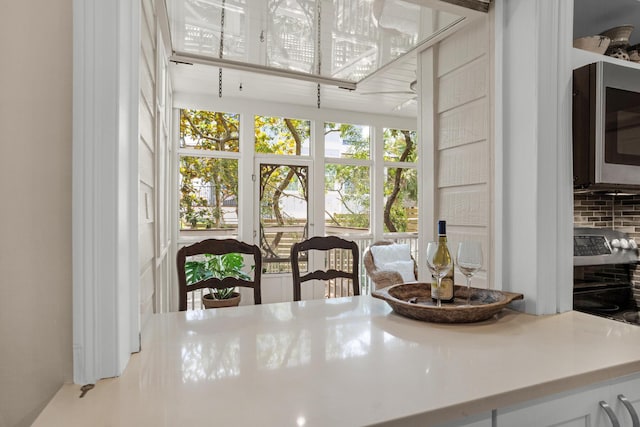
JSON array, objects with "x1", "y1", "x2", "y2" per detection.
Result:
[
  {"x1": 372, "y1": 282, "x2": 523, "y2": 323},
  {"x1": 599, "y1": 25, "x2": 634, "y2": 47},
  {"x1": 573, "y1": 35, "x2": 611, "y2": 55}
]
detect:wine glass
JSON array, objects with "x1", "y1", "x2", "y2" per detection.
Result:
[
  {"x1": 425, "y1": 241, "x2": 453, "y2": 308},
  {"x1": 456, "y1": 241, "x2": 483, "y2": 306}
]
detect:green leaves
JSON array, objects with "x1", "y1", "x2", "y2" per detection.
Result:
[{"x1": 184, "y1": 253, "x2": 250, "y2": 300}]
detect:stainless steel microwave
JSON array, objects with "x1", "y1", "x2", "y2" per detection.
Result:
[{"x1": 573, "y1": 61, "x2": 640, "y2": 191}]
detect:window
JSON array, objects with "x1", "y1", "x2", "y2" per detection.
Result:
[
  {"x1": 382, "y1": 129, "x2": 418, "y2": 233},
  {"x1": 324, "y1": 122, "x2": 370, "y2": 159},
  {"x1": 255, "y1": 116, "x2": 310, "y2": 155},
  {"x1": 177, "y1": 110, "x2": 418, "y2": 277},
  {"x1": 179, "y1": 109, "x2": 240, "y2": 238},
  {"x1": 180, "y1": 109, "x2": 240, "y2": 152},
  {"x1": 324, "y1": 122, "x2": 371, "y2": 235}
]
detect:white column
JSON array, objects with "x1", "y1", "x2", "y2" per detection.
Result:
[
  {"x1": 73, "y1": 0, "x2": 140, "y2": 384},
  {"x1": 417, "y1": 47, "x2": 436, "y2": 282},
  {"x1": 497, "y1": 0, "x2": 574, "y2": 314}
]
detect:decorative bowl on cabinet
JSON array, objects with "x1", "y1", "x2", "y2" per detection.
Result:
[
  {"x1": 599, "y1": 25, "x2": 634, "y2": 47},
  {"x1": 573, "y1": 35, "x2": 611, "y2": 55}
]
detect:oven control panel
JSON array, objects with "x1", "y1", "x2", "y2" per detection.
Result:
[
  {"x1": 574, "y1": 235, "x2": 611, "y2": 256},
  {"x1": 574, "y1": 227, "x2": 640, "y2": 266}
]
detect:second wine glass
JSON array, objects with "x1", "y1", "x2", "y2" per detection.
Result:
[
  {"x1": 456, "y1": 241, "x2": 483, "y2": 306},
  {"x1": 426, "y1": 241, "x2": 452, "y2": 308}
]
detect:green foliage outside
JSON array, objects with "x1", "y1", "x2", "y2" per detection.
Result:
[
  {"x1": 179, "y1": 110, "x2": 240, "y2": 230},
  {"x1": 179, "y1": 109, "x2": 418, "y2": 241},
  {"x1": 382, "y1": 128, "x2": 418, "y2": 232}
]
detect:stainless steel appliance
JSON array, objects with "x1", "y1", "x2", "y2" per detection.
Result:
[
  {"x1": 573, "y1": 227, "x2": 640, "y2": 324},
  {"x1": 573, "y1": 61, "x2": 640, "y2": 191}
]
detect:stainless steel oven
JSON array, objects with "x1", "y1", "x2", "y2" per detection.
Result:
[
  {"x1": 573, "y1": 62, "x2": 640, "y2": 191},
  {"x1": 574, "y1": 227, "x2": 640, "y2": 324}
]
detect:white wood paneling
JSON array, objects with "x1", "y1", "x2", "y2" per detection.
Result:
[
  {"x1": 439, "y1": 141, "x2": 489, "y2": 187},
  {"x1": 139, "y1": 222, "x2": 155, "y2": 267},
  {"x1": 439, "y1": 98, "x2": 488, "y2": 149},
  {"x1": 140, "y1": 65, "x2": 155, "y2": 115},
  {"x1": 438, "y1": 56, "x2": 488, "y2": 113},
  {"x1": 139, "y1": 141, "x2": 154, "y2": 187},
  {"x1": 439, "y1": 186, "x2": 489, "y2": 226},
  {"x1": 140, "y1": 104, "x2": 154, "y2": 152},
  {"x1": 139, "y1": 262, "x2": 155, "y2": 329},
  {"x1": 433, "y1": 14, "x2": 492, "y2": 289},
  {"x1": 139, "y1": 0, "x2": 156, "y2": 325},
  {"x1": 437, "y1": 18, "x2": 488, "y2": 77},
  {"x1": 154, "y1": 21, "x2": 172, "y2": 314},
  {"x1": 139, "y1": 182, "x2": 154, "y2": 223}
]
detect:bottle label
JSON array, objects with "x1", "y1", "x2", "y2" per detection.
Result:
[{"x1": 439, "y1": 277, "x2": 454, "y2": 300}]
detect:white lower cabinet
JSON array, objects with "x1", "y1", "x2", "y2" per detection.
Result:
[{"x1": 497, "y1": 373, "x2": 640, "y2": 427}]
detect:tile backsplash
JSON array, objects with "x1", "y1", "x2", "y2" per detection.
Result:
[{"x1": 574, "y1": 194, "x2": 640, "y2": 298}]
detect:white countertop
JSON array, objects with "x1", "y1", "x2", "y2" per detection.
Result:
[{"x1": 34, "y1": 296, "x2": 640, "y2": 426}]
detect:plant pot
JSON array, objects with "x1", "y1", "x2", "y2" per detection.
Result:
[{"x1": 202, "y1": 292, "x2": 241, "y2": 309}]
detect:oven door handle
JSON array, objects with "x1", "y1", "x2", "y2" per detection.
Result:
[{"x1": 618, "y1": 394, "x2": 640, "y2": 427}]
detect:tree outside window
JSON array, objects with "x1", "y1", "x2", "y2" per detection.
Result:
[
  {"x1": 179, "y1": 110, "x2": 240, "y2": 235},
  {"x1": 383, "y1": 129, "x2": 418, "y2": 233}
]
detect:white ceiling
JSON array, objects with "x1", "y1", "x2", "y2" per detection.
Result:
[{"x1": 170, "y1": 49, "x2": 419, "y2": 116}]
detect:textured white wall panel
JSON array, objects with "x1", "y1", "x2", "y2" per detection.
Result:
[
  {"x1": 439, "y1": 99, "x2": 488, "y2": 149},
  {"x1": 438, "y1": 18, "x2": 488, "y2": 77},
  {"x1": 439, "y1": 141, "x2": 489, "y2": 187},
  {"x1": 438, "y1": 57, "x2": 488, "y2": 113},
  {"x1": 439, "y1": 186, "x2": 489, "y2": 227}
]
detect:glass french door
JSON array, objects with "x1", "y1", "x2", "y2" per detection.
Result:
[{"x1": 257, "y1": 162, "x2": 309, "y2": 274}]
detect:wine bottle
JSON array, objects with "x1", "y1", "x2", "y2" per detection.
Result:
[{"x1": 431, "y1": 220, "x2": 455, "y2": 303}]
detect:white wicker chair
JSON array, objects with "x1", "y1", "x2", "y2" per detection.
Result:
[{"x1": 363, "y1": 241, "x2": 418, "y2": 291}]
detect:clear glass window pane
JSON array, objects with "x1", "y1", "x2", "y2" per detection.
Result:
[
  {"x1": 267, "y1": 0, "x2": 315, "y2": 74},
  {"x1": 383, "y1": 129, "x2": 417, "y2": 162},
  {"x1": 259, "y1": 164, "x2": 308, "y2": 273},
  {"x1": 255, "y1": 116, "x2": 311, "y2": 155},
  {"x1": 324, "y1": 122, "x2": 370, "y2": 159},
  {"x1": 179, "y1": 156, "x2": 239, "y2": 237},
  {"x1": 324, "y1": 165, "x2": 370, "y2": 233},
  {"x1": 383, "y1": 167, "x2": 418, "y2": 233},
  {"x1": 172, "y1": 0, "x2": 248, "y2": 61},
  {"x1": 180, "y1": 109, "x2": 240, "y2": 152}
]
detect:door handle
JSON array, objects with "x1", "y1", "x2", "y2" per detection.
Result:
[
  {"x1": 618, "y1": 394, "x2": 640, "y2": 427},
  {"x1": 600, "y1": 401, "x2": 621, "y2": 427}
]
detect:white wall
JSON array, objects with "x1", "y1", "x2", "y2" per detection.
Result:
[
  {"x1": 0, "y1": 2, "x2": 73, "y2": 426},
  {"x1": 139, "y1": 0, "x2": 157, "y2": 327},
  {"x1": 432, "y1": 17, "x2": 493, "y2": 289}
]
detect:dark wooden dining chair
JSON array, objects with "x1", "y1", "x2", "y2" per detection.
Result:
[
  {"x1": 290, "y1": 235, "x2": 360, "y2": 301},
  {"x1": 176, "y1": 238, "x2": 262, "y2": 311}
]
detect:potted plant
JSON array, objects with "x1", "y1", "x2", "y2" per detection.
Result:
[{"x1": 184, "y1": 252, "x2": 250, "y2": 309}]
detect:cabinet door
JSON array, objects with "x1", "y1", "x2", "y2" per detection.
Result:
[
  {"x1": 497, "y1": 385, "x2": 614, "y2": 427},
  {"x1": 611, "y1": 374, "x2": 640, "y2": 426}
]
